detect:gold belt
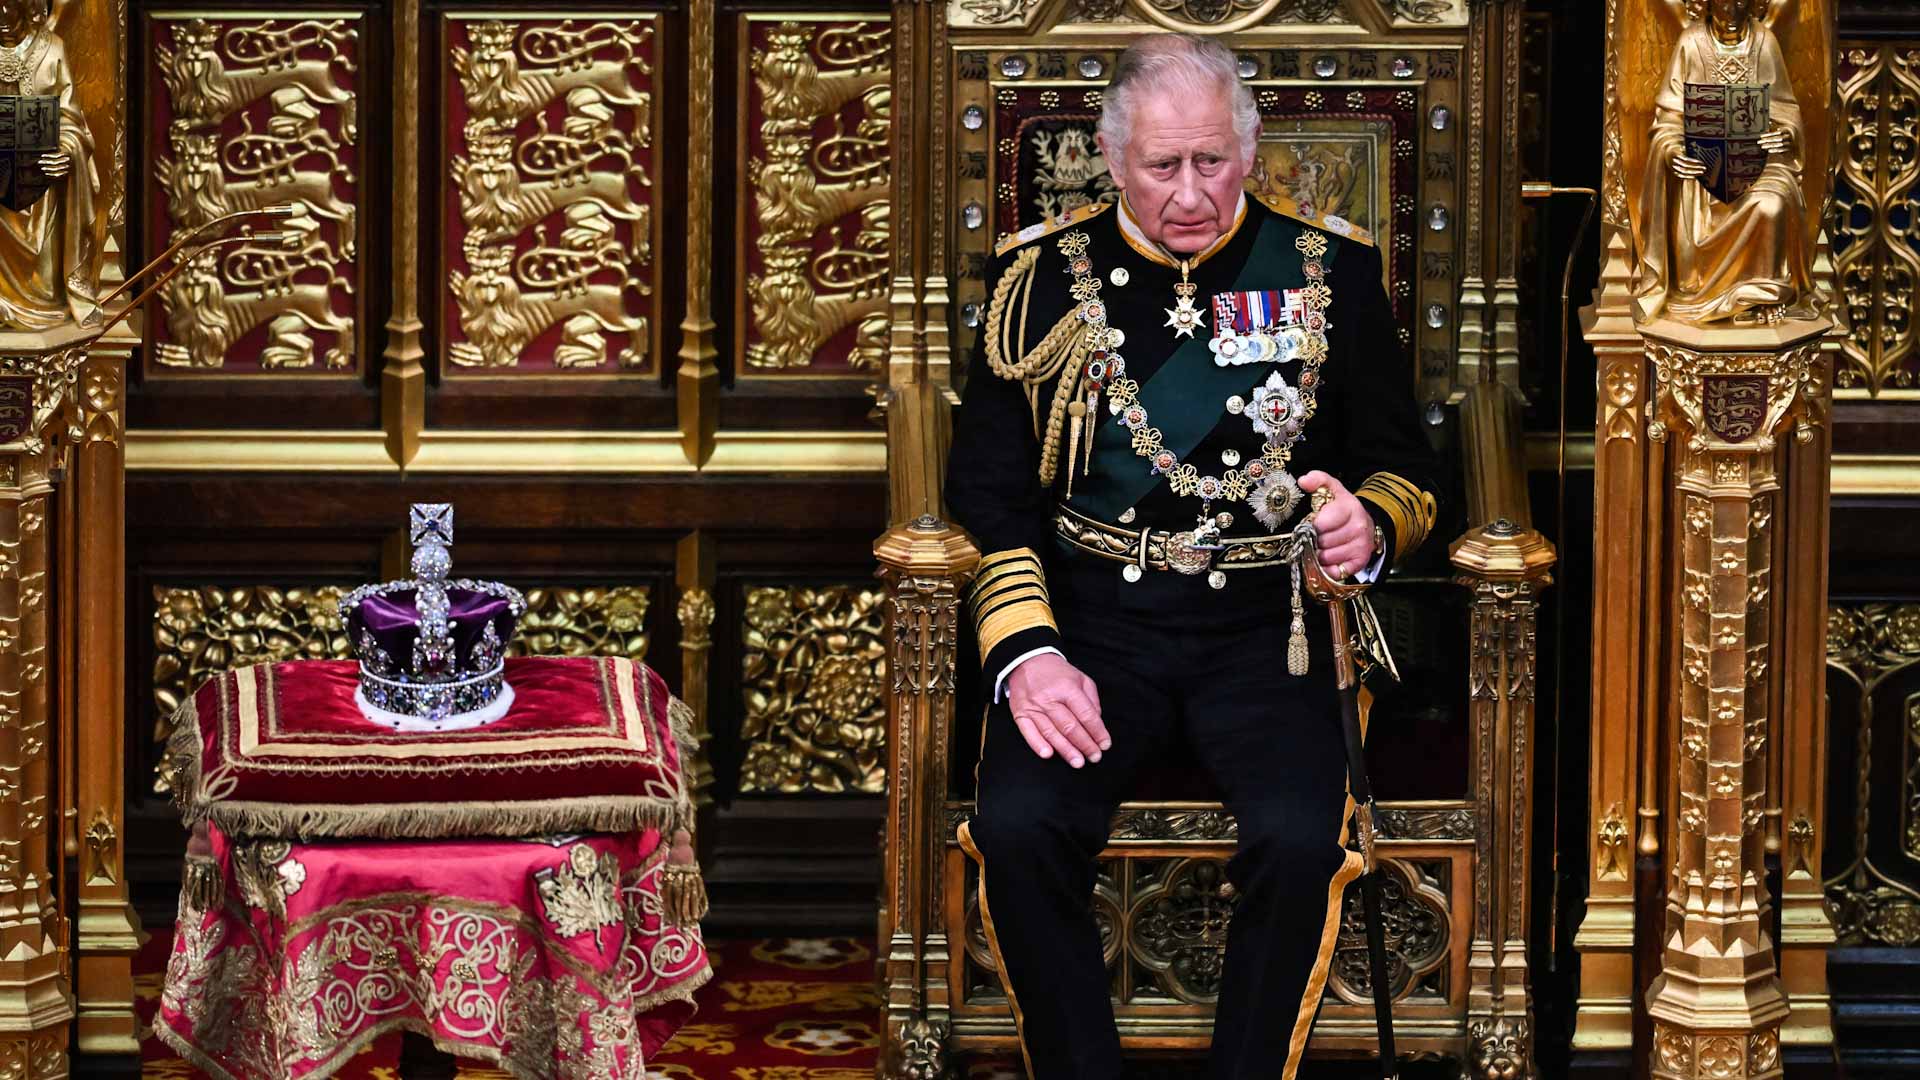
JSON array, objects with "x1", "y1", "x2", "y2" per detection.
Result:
[{"x1": 1052, "y1": 504, "x2": 1306, "y2": 579}]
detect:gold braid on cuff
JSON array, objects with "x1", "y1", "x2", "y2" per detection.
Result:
[
  {"x1": 1354, "y1": 472, "x2": 1437, "y2": 563},
  {"x1": 971, "y1": 547, "x2": 1058, "y2": 659}
]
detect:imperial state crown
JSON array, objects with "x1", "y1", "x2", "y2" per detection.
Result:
[{"x1": 337, "y1": 504, "x2": 527, "y2": 729}]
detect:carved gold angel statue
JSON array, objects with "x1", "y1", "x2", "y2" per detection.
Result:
[
  {"x1": 0, "y1": 0, "x2": 97, "y2": 331},
  {"x1": 1634, "y1": 0, "x2": 1815, "y2": 324}
]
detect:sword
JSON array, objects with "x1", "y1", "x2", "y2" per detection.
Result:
[{"x1": 1294, "y1": 495, "x2": 1398, "y2": 1080}]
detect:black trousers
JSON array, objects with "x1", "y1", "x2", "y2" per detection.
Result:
[{"x1": 960, "y1": 569, "x2": 1361, "y2": 1080}]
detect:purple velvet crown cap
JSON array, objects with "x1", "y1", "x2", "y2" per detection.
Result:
[{"x1": 345, "y1": 588, "x2": 518, "y2": 677}]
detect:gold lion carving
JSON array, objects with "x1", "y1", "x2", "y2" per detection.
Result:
[
  {"x1": 453, "y1": 20, "x2": 652, "y2": 130},
  {"x1": 160, "y1": 127, "x2": 356, "y2": 255},
  {"x1": 452, "y1": 125, "x2": 648, "y2": 247},
  {"x1": 450, "y1": 236, "x2": 645, "y2": 370},
  {"x1": 156, "y1": 251, "x2": 352, "y2": 370},
  {"x1": 157, "y1": 18, "x2": 356, "y2": 138}
]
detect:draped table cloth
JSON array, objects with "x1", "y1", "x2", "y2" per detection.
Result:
[{"x1": 157, "y1": 656, "x2": 712, "y2": 1080}]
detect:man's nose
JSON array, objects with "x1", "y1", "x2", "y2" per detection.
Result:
[{"x1": 1172, "y1": 165, "x2": 1204, "y2": 208}]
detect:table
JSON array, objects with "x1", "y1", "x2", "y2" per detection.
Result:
[{"x1": 157, "y1": 822, "x2": 710, "y2": 1080}]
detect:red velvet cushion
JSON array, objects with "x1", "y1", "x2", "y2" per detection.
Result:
[{"x1": 165, "y1": 656, "x2": 694, "y2": 841}]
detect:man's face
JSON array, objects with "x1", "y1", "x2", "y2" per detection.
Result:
[
  {"x1": 1104, "y1": 87, "x2": 1249, "y2": 256},
  {"x1": 1709, "y1": 0, "x2": 1752, "y2": 31}
]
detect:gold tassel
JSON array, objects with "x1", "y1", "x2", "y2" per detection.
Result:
[
  {"x1": 1288, "y1": 560, "x2": 1310, "y2": 676},
  {"x1": 1065, "y1": 401, "x2": 1086, "y2": 498},
  {"x1": 660, "y1": 827, "x2": 709, "y2": 928},
  {"x1": 1083, "y1": 390, "x2": 1098, "y2": 476},
  {"x1": 182, "y1": 854, "x2": 221, "y2": 913}
]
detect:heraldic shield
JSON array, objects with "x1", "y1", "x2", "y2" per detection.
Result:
[{"x1": 0, "y1": 96, "x2": 58, "y2": 212}]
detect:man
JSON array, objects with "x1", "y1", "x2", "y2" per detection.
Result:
[{"x1": 947, "y1": 32, "x2": 1444, "y2": 1080}]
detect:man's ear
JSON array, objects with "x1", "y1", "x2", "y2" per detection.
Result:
[{"x1": 1097, "y1": 133, "x2": 1125, "y2": 189}]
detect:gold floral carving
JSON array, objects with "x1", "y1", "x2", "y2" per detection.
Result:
[
  {"x1": 0, "y1": 347, "x2": 85, "y2": 454},
  {"x1": 741, "y1": 18, "x2": 891, "y2": 373},
  {"x1": 676, "y1": 587, "x2": 714, "y2": 649},
  {"x1": 1390, "y1": 0, "x2": 1464, "y2": 25},
  {"x1": 83, "y1": 807, "x2": 117, "y2": 886},
  {"x1": 79, "y1": 356, "x2": 120, "y2": 445},
  {"x1": 1270, "y1": 0, "x2": 1353, "y2": 24},
  {"x1": 1646, "y1": 340, "x2": 1821, "y2": 452},
  {"x1": 1597, "y1": 803, "x2": 1629, "y2": 881},
  {"x1": 535, "y1": 844, "x2": 622, "y2": 939},
  {"x1": 516, "y1": 586, "x2": 650, "y2": 659},
  {"x1": 1329, "y1": 858, "x2": 1451, "y2": 1006},
  {"x1": 1826, "y1": 602, "x2": 1920, "y2": 946},
  {"x1": 151, "y1": 17, "x2": 359, "y2": 371},
  {"x1": 446, "y1": 17, "x2": 656, "y2": 372},
  {"x1": 740, "y1": 584, "x2": 887, "y2": 794},
  {"x1": 150, "y1": 584, "x2": 352, "y2": 748},
  {"x1": 1135, "y1": 0, "x2": 1282, "y2": 29},
  {"x1": 1832, "y1": 45, "x2": 1920, "y2": 394},
  {"x1": 952, "y1": 0, "x2": 1041, "y2": 26},
  {"x1": 0, "y1": 1037, "x2": 65, "y2": 1080}
]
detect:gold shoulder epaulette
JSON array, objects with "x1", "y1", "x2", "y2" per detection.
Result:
[
  {"x1": 1256, "y1": 192, "x2": 1375, "y2": 247},
  {"x1": 994, "y1": 201, "x2": 1113, "y2": 257}
]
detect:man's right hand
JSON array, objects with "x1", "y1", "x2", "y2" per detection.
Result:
[
  {"x1": 1670, "y1": 153, "x2": 1707, "y2": 180},
  {"x1": 1006, "y1": 652, "x2": 1110, "y2": 768}
]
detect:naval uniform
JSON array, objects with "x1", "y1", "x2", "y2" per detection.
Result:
[{"x1": 946, "y1": 193, "x2": 1445, "y2": 1080}]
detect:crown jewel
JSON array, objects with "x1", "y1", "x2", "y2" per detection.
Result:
[{"x1": 339, "y1": 504, "x2": 527, "y2": 729}]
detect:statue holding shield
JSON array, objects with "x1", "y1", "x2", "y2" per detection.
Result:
[
  {"x1": 1633, "y1": 0, "x2": 1816, "y2": 325},
  {"x1": 0, "y1": 0, "x2": 97, "y2": 331}
]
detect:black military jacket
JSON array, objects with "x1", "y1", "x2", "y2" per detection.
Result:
[{"x1": 946, "y1": 194, "x2": 1445, "y2": 677}]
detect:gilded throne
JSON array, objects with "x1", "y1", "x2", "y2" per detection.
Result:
[{"x1": 875, "y1": 2, "x2": 1555, "y2": 1076}]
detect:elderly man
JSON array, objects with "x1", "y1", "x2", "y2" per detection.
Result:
[{"x1": 947, "y1": 32, "x2": 1444, "y2": 1080}]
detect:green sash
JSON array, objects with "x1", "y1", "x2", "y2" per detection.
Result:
[{"x1": 1070, "y1": 213, "x2": 1338, "y2": 522}]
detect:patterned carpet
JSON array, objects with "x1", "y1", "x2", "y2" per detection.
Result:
[
  {"x1": 136, "y1": 930, "x2": 1428, "y2": 1078},
  {"x1": 136, "y1": 931, "x2": 935, "y2": 1079}
]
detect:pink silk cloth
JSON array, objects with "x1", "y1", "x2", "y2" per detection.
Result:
[{"x1": 157, "y1": 822, "x2": 711, "y2": 1080}]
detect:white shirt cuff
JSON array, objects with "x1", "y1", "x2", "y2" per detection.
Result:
[
  {"x1": 993, "y1": 646, "x2": 1063, "y2": 702},
  {"x1": 1352, "y1": 543, "x2": 1388, "y2": 584}
]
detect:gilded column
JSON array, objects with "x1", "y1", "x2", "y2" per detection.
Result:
[
  {"x1": 71, "y1": 326, "x2": 140, "y2": 1055},
  {"x1": 676, "y1": 0, "x2": 719, "y2": 466},
  {"x1": 675, "y1": 533, "x2": 716, "y2": 810},
  {"x1": 0, "y1": 345, "x2": 84, "y2": 1079},
  {"x1": 1641, "y1": 324, "x2": 1827, "y2": 1079},
  {"x1": 1572, "y1": 19, "x2": 1649, "y2": 1036},
  {"x1": 383, "y1": 0, "x2": 425, "y2": 467},
  {"x1": 875, "y1": 515, "x2": 974, "y2": 1080},
  {"x1": 1454, "y1": 521, "x2": 1555, "y2": 1080},
  {"x1": 1774, "y1": 333, "x2": 1835, "y2": 1049}
]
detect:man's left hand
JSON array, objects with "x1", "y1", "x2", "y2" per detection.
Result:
[{"x1": 1299, "y1": 471, "x2": 1375, "y2": 578}]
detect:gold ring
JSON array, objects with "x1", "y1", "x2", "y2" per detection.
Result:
[{"x1": 1336, "y1": 562, "x2": 1349, "y2": 578}]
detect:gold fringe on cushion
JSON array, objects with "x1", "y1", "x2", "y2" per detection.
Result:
[
  {"x1": 661, "y1": 827, "x2": 708, "y2": 928},
  {"x1": 203, "y1": 795, "x2": 688, "y2": 843}
]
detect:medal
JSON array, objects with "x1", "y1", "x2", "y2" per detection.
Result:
[
  {"x1": 1251, "y1": 470, "x2": 1304, "y2": 530},
  {"x1": 1093, "y1": 227, "x2": 1337, "y2": 587},
  {"x1": 1248, "y1": 370, "x2": 1303, "y2": 442},
  {"x1": 1165, "y1": 260, "x2": 1202, "y2": 339}
]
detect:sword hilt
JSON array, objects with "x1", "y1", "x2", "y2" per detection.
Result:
[{"x1": 1355, "y1": 799, "x2": 1380, "y2": 873}]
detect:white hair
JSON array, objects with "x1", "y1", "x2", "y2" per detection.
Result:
[{"x1": 1095, "y1": 34, "x2": 1260, "y2": 173}]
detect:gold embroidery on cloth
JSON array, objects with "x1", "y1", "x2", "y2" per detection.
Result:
[
  {"x1": 537, "y1": 844, "x2": 624, "y2": 939},
  {"x1": 230, "y1": 840, "x2": 305, "y2": 920},
  {"x1": 157, "y1": 843, "x2": 711, "y2": 1080}
]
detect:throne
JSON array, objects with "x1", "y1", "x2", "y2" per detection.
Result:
[{"x1": 874, "y1": 4, "x2": 1554, "y2": 1077}]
